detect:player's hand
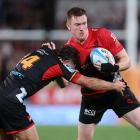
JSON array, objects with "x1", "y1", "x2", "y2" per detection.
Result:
[
  {"x1": 113, "y1": 80, "x2": 126, "y2": 94},
  {"x1": 101, "y1": 63, "x2": 119, "y2": 73},
  {"x1": 93, "y1": 63, "x2": 101, "y2": 71},
  {"x1": 42, "y1": 42, "x2": 56, "y2": 50}
]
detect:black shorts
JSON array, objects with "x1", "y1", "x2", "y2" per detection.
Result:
[
  {"x1": 79, "y1": 87, "x2": 140, "y2": 124},
  {"x1": 0, "y1": 87, "x2": 34, "y2": 134}
]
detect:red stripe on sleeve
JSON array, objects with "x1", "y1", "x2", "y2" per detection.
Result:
[
  {"x1": 70, "y1": 72, "x2": 81, "y2": 83},
  {"x1": 42, "y1": 64, "x2": 63, "y2": 80}
]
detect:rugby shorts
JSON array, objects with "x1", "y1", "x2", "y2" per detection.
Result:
[{"x1": 79, "y1": 87, "x2": 140, "y2": 124}]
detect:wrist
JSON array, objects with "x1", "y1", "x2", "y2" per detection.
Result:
[
  {"x1": 114, "y1": 64, "x2": 119, "y2": 72},
  {"x1": 101, "y1": 63, "x2": 119, "y2": 73},
  {"x1": 112, "y1": 82, "x2": 117, "y2": 90}
]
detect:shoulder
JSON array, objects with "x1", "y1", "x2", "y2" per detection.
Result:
[
  {"x1": 91, "y1": 27, "x2": 113, "y2": 41},
  {"x1": 66, "y1": 37, "x2": 74, "y2": 45},
  {"x1": 90, "y1": 27, "x2": 111, "y2": 34}
]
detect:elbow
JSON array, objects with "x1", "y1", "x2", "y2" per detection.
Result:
[
  {"x1": 123, "y1": 56, "x2": 131, "y2": 70},
  {"x1": 128, "y1": 62, "x2": 131, "y2": 68},
  {"x1": 127, "y1": 58, "x2": 131, "y2": 69}
]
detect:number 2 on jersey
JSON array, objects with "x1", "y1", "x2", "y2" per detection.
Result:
[
  {"x1": 20, "y1": 55, "x2": 40, "y2": 70},
  {"x1": 16, "y1": 87, "x2": 27, "y2": 103}
]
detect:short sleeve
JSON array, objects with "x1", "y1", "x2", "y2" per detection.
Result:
[
  {"x1": 59, "y1": 62, "x2": 81, "y2": 82},
  {"x1": 99, "y1": 28, "x2": 123, "y2": 56}
]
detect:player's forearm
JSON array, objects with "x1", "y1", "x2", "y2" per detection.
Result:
[
  {"x1": 85, "y1": 78, "x2": 116, "y2": 90},
  {"x1": 77, "y1": 75, "x2": 116, "y2": 91}
]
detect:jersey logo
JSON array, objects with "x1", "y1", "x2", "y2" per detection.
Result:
[
  {"x1": 64, "y1": 64, "x2": 75, "y2": 73},
  {"x1": 110, "y1": 33, "x2": 117, "y2": 42}
]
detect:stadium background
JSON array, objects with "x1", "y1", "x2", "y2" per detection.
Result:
[{"x1": 0, "y1": 0, "x2": 140, "y2": 139}]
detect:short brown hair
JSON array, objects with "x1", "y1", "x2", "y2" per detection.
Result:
[
  {"x1": 59, "y1": 45, "x2": 81, "y2": 70},
  {"x1": 67, "y1": 7, "x2": 87, "y2": 20}
]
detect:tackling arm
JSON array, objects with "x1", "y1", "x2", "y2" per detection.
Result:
[{"x1": 75, "y1": 75, "x2": 125, "y2": 93}]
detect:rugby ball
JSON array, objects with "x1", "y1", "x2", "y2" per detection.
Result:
[{"x1": 90, "y1": 47, "x2": 115, "y2": 65}]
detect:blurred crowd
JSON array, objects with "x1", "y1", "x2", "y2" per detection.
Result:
[
  {"x1": 0, "y1": 0, "x2": 55, "y2": 29},
  {"x1": 0, "y1": 0, "x2": 140, "y2": 81}
]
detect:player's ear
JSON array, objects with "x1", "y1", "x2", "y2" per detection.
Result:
[{"x1": 66, "y1": 20, "x2": 70, "y2": 30}]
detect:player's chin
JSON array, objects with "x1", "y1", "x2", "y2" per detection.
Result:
[{"x1": 78, "y1": 36, "x2": 85, "y2": 42}]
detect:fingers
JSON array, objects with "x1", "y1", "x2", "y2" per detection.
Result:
[
  {"x1": 115, "y1": 81, "x2": 125, "y2": 96},
  {"x1": 119, "y1": 83, "x2": 125, "y2": 96},
  {"x1": 50, "y1": 42, "x2": 56, "y2": 49},
  {"x1": 93, "y1": 63, "x2": 101, "y2": 71},
  {"x1": 42, "y1": 41, "x2": 56, "y2": 50},
  {"x1": 120, "y1": 91, "x2": 124, "y2": 96},
  {"x1": 105, "y1": 54, "x2": 110, "y2": 61}
]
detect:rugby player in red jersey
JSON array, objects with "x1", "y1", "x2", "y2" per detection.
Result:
[
  {"x1": 0, "y1": 45, "x2": 125, "y2": 140},
  {"x1": 65, "y1": 7, "x2": 140, "y2": 140}
]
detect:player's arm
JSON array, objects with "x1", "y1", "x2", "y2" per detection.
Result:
[
  {"x1": 98, "y1": 28, "x2": 131, "y2": 73},
  {"x1": 58, "y1": 58, "x2": 125, "y2": 92},
  {"x1": 115, "y1": 48, "x2": 131, "y2": 71},
  {"x1": 71, "y1": 73, "x2": 126, "y2": 92},
  {"x1": 100, "y1": 49, "x2": 131, "y2": 73}
]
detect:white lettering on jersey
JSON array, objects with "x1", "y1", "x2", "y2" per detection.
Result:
[
  {"x1": 64, "y1": 64, "x2": 75, "y2": 73},
  {"x1": 110, "y1": 33, "x2": 117, "y2": 42},
  {"x1": 37, "y1": 49, "x2": 49, "y2": 55},
  {"x1": 16, "y1": 87, "x2": 27, "y2": 103}
]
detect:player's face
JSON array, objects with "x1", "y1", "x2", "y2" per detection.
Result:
[{"x1": 67, "y1": 15, "x2": 88, "y2": 42}]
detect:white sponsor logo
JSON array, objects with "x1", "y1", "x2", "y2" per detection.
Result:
[
  {"x1": 37, "y1": 49, "x2": 49, "y2": 55},
  {"x1": 84, "y1": 109, "x2": 96, "y2": 116},
  {"x1": 110, "y1": 33, "x2": 117, "y2": 42},
  {"x1": 64, "y1": 64, "x2": 75, "y2": 73}
]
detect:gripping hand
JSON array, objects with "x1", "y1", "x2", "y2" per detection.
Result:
[{"x1": 101, "y1": 63, "x2": 119, "y2": 73}]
